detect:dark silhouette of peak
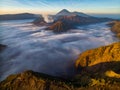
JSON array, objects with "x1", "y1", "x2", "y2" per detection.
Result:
[
  {"x1": 55, "y1": 9, "x2": 91, "y2": 17},
  {"x1": 56, "y1": 9, "x2": 71, "y2": 16}
]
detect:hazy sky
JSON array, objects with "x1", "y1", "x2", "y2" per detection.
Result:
[{"x1": 0, "y1": 0, "x2": 120, "y2": 15}]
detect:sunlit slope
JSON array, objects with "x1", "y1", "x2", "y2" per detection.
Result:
[{"x1": 76, "y1": 42, "x2": 120, "y2": 67}]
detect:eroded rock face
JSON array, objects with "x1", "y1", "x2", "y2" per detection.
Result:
[
  {"x1": 47, "y1": 21, "x2": 75, "y2": 32},
  {"x1": 0, "y1": 70, "x2": 71, "y2": 90}
]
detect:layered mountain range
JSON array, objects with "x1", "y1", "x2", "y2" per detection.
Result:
[
  {"x1": 0, "y1": 9, "x2": 120, "y2": 90},
  {"x1": 33, "y1": 9, "x2": 114, "y2": 32}
]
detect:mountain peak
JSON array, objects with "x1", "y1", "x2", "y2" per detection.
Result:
[
  {"x1": 56, "y1": 9, "x2": 70, "y2": 16},
  {"x1": 60, "y1": 9, "x2": 69, "y2": 12}
]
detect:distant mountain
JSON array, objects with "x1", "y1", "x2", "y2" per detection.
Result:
[
  {"x1": 33, "y1": 9, "x2": 114, "y2": 32},
  {"x1": 0, "y1": 13, "x2": 39, "y2": 21},
  {"x1": 56, "y1": 9, "x2": 91, "y2": 17},
  {"x1": 47, "y1": 14, "x2": 113, "y2": 32},
  {"x1": 56, "y1": 9, "x2": 71, "y2": 16}
]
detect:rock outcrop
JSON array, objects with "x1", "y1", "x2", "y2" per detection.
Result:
[
  {"x1": 33, "y1": 16, "x2": 47, "y2": 26},
  {"x1": 47, "y1": 21, "x2": 75, "y2": 32}
]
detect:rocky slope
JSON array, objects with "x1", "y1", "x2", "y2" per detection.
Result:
[
  {"x1": 0, "y1": 70, "x2": 72, "y2": 90},
  {"x1": 51, "y1": 9, "x2": 91, "y2": 21},
  {"x1": 46, "y1": 15, "x2": 112, "y2": 32},
  {"x1": 1, "y1": 70, "x2": 120, "y2": 90},
  {"x1": 75, "y1": 42, "x2": 120, "y2": 74},
  {"x1": 33, "y1": 16, "x2": 47, "y2": 26},
  {"x1": 47, "y1": 21, "x2": 75, "y2": 32},
  {"x1": 1, "y1": 42, "x2": 120, "y2": 90}
]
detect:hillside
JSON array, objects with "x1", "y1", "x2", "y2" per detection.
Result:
[
  {"x1": 1, "y1": 42, "x2": 120, "y2": 90},
  {"x1": 76, "y1": 42, "x2": 120, "y2": 67},
  {"x1": 1, "y1": 70, "x2": 120, "y2": 90},
  {"x1": 0, "y1": 70, "x2": 72, "y2": 90},
  {"x1": 75, "y1": 42, "x2": 120, "y2": 74}
]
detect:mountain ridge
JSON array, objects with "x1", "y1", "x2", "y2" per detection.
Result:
[{"x1": 0, "y1": 13, "x2": 39, "y2": 21}]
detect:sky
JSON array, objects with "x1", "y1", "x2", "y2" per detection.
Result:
[{"x1": 0, "y1": 0, "x2": 120, "y2": 15}]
